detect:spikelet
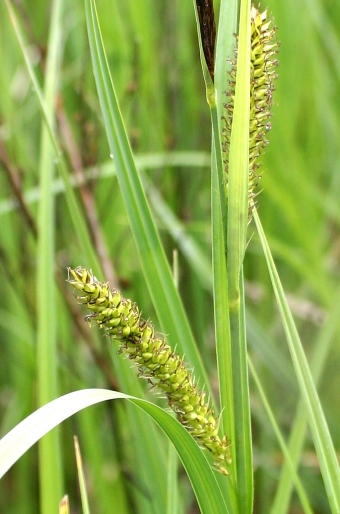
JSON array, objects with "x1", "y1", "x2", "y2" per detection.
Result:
[
  {"x1": 222, "y1": 6, "x2": 279, "y2": 214},
  {"x1": 67, "y1": 267, "x2": 231, "y2": 475}
]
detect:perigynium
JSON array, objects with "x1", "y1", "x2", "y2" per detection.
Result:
[{"x1": 67, "y1": 267, "x2": 231, "y2": 475}]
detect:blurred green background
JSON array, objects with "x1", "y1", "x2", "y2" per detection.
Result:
[{"x1": 0, "y1": 0, "x2": 339, "y2": 512}]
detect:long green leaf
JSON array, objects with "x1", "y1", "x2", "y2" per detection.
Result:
[
  {"x1": 212, "y1": 0, "x2": 239, "y2": 482},
  {"x1": 248, "y1": 358, "x2": 313, "y2": 514},
  {"x1": 0, "y1": 389, "x2": 229, "y2": 514},
  {"x1": 192, "y1": 0, "x2": 236, "y2": 506},
  {"x1": 73, "y1": 437, "x2": 91, "y2": 514},
  {"x1": 227, "y1": 0, "x2": 250, "y2": 306},
  {"x1": 253, "y1": 206, "x2": 340, "y2": 513},
  {"x1": 84, "y1": 0, "x2": 209, "y2": 389},
  {"x1": 210, "y1": 3, "x2": 240, "y2": 500},
  {"x1": 229, "y1": 274, "x2": 252, "y2": 514},
  {"x1": 271, "y1": 285, "x2": 340, "y2": 513},
  {"x1": 36, "y1": 0, "x2": 63, "y2": 509},
  {"x1": 226, "y1": 1, "x2": 253, "y2": 512}
]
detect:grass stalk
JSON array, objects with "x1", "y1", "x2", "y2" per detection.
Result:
[{"x1": 36, "y1": 0, "x2": 63, "y2": 510}]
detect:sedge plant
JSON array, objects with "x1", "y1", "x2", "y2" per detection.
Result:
[{"x1": 0, "y1": 0, "x2": 340, "y2": 513}]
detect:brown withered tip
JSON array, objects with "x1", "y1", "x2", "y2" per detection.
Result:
[{"x1": 196, "y1": 0, "x2": 216, "y2": 81}]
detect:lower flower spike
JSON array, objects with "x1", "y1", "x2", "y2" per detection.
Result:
[{"x1": 67, "y1": 266, "x2": 231, "y2": 475}]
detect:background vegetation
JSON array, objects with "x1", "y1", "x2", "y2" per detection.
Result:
[{"x1": 0, "y1": 0, "x2": 340, "y2": 512}]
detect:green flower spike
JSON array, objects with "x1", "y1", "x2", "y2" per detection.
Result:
[
  {"x1": 222, "y1": 6, "x2": 279, "y2": 212},
  {"x1": 67, "y1": 267, "x2": 231, "y2": 475}
]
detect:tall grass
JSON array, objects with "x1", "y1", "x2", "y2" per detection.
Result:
[{"x1": 0, "y1": 0, "x2": 340, "y2": 513}]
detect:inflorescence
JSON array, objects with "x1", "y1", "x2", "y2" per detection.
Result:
[
  {"x1": 67, "y1": 267, "x2": 231, "y2": 475},
  {"x1": 222, "y1": 6, "x2": 279, "y2": 213}
]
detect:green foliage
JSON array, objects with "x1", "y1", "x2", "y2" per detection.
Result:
[{"x1": 0, "y1": 0, "x2": 340, "y2": 513}]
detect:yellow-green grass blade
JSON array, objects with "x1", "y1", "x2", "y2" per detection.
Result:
[
  {"x1": 210, "y1": 0, "x2": 239, "y2": 484},
  {"x1": 211, "y1": 147, "x2": 233, "y2": 447},
  {"x1": 0, "y1": 389, "x2": 230, "y2": 514},
  {"x1": 35, "y1": 0, "x2": 63, "y2": 510},
  {"x1": 226, "y1": 2, "x2": 253, "y2": 512},
  {"x1": 227, "y1": 0, "x2": 250, "y2": 308},
  {"x1": 74, "y1": 436, "x2": 91, "y2": 514},
  {"x1": 229, "y1": 273, "x2": 252, "y2": 514},
  {"x1": 253, "y1": 206, "x2": 340, "y2": 513},
  {"x1": 84, "y1": 0, "x2": 209, "y2": 389},
  {"x1": 210, "y1": 143, "x2": 236, "y2": 509}
]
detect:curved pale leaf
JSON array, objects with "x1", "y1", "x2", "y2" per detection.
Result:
[{"x1": 0, "y1": 389, "x2": 230, "y2": 514}]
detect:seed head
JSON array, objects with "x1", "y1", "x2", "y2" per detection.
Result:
[
  {"x1": 222, "y1": 6, "x2": 279, "y2": 214},
  {"x1": 67, "y1": 267, "x2": 231, "y2": 475}
]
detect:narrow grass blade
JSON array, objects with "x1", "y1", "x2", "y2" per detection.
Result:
[
  {"x1": 227, "y1": 0, "x2": 250, "y2": 307},
  {"x1": 194, "y1": 0, "x2": 253, "y2": 508},
  {"x1": 226, "y1": 1, "x2": 253, "y2": 512},
  {"x1": 84, "y1": 0, "x2": 209, "y2": 388},
  {"x1": 35, "y1": 0, "x2": 63, "y2": 510},
  {"x1": 211, "y1": 147, "x2": 233, "y2": 445},
  {"x1": 229, "y1": 274, "x2": 252, "y2": 514},
  {"x1": 0, "y1": 389, "x2": 230, "y2": 514},
  {"x1": 74, "y1": 436, "x2": 91, "y2": 514},
  {"x1": 210, "y1": 0, "x2": 239, "y2": 490},
  {"x1": 210, "y1": 143, "x2": 236, "y2": 511},
  {"x1": 271, "y1": 286, "x2": 340, "y2": 513},
  {"x1": 253, "y1": 206, "x2": 340, "y2": 513},
  {"x1": 248, "y1": 358, "x2": 313, "y2": 514}
]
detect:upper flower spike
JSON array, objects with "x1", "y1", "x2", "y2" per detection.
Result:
[{"x1": 222, "y1": 6, "x2": 279, "y2": 216}]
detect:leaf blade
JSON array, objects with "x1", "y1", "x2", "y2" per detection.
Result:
[{"x1": 0, "y1": 389, "x2": 230, "y2": 514}]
